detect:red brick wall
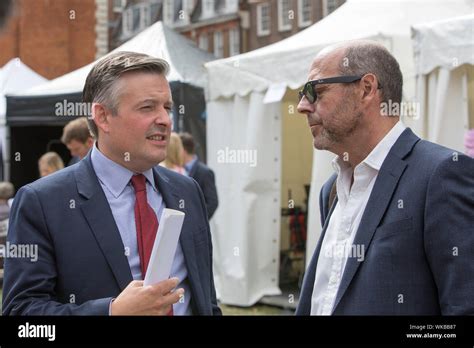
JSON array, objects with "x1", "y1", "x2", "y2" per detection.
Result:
[{"x1": 0, "y1": 0, "x2": 97, "y2": 79}]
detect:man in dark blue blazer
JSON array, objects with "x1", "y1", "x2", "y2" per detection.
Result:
[
  {"x1": 3, "y1": 52, "x2": 221, "y2": 316},
  {"x1": 296, "y1": 40, "x2": 474, "y2": 315},
  {"x1": 180, "y1": 133, "x2": 218, "y2": 219}
]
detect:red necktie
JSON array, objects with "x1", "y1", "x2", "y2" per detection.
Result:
[{"x1": 131, "y1": 174, "x2": 173, "y2": 315}]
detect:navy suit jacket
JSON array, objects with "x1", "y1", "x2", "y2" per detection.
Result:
[
  {"x1": 188, "y1": 161, "x2": 218, "y2": 219},
  {"x1": 297, "y1": 128, "x2": 474, "y2": 315},
  {"x1": 3, "y1": 153, "x2": 221, "y2": 315}
]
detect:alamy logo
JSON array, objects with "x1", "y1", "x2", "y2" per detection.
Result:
[{"x1": 18, "y1": 322, "x2": 56, "y2": 341}]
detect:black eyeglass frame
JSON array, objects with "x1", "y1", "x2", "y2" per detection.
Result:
[{"x1": 298, "y1": 75, "x2": 364, "y2": 104}]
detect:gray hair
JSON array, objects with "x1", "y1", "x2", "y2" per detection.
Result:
[
  {"x1": 0, "y1": 182, "x2": 14, "y2": 200},
  {"x1": 82, "y1": 51, "x2": 170, "y2": 139},
  {"x1": 338, "y1": 42, "x2": 403, "y2": 105}
]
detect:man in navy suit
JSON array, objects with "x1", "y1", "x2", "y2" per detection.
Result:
[
  {"x1": 296, "y1": 40, "x2": 474, "y2": 315},
  {"x1": 3, "y1": 51, "x2": 221, "y2": 315},
  {"x1": 180, "y1": 132, "x2": 218, "y2": 219}
]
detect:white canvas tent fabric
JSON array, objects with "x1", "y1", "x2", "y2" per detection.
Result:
[
  {"x1": 412, "y1": 14, "x2": 474, "y2": 152},
  {"x1": 205, "y1": 0, "x2": 473, "y2": 306},
  {"x1": 17, "y1": 21, "x2": 213, "y2": 97},
  {"x1": 0, "y1": 58, "x2": 48, "y2": 117},
  {"x1": 0, "y1": 58, "x2": 47, "y2": 168}
]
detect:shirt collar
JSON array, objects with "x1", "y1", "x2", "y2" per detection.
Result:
[
  {"x1": 363, "y1": 121, "x2": 406, "y2": 170},
  {"x1": 91, "y1": 143, "x2": 157, "y2": 198},
  {"x1": 332, "y1": 121, "x2": 406, "y2": 173}
]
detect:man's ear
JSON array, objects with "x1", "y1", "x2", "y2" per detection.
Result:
[
  {"x1": 86, "y1": 137, "x2": 94, "y2": 148},
  {"x1": 360, "y1": 73, "x2": 379, "y2": 101},
  {"x1": 91, "y1": 103, "x2": 111, "y2": 134}
]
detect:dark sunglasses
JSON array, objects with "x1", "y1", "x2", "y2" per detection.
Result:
[{"x1": 298, "y1": 75, "x2": 363, "y2": 104}]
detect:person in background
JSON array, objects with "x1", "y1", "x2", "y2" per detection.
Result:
[
  {"x1": 61, "y1": 117, "x2": 94, "y2": 165},
  {"x1": 38, "y1": 152, "x2": 64, "y2": 177},
  {"x1": 180, "y1": 132, "x2": 218, "y2": 219},
  {"x1": 0, "y1": 181, "x2": 14, "y2": 222},
  {"x1": 160, "y1": 132, "x2": 186, "y2": 175}
]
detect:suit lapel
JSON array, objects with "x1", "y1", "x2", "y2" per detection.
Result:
[
  {"x1": 332, "y1": 128, "x2": 420, "y2": 312},
  {"x1": 75, "y1": 154, "x2": 133, "y2": 291}
]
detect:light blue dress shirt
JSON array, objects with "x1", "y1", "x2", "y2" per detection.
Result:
[{"x1": 91, "y1": 145, "x2": 191, "y2": 315}]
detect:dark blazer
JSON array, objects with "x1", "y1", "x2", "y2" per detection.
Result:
[
  {"x1": 297, "y1": 128, "x2": 474, "y2": 315},
  {"x1": 188, "y1": 160, "x2": 218, "y2": 219},
  {"x1": 2, "y1": 153, "x2": 221, "y2": 315}
]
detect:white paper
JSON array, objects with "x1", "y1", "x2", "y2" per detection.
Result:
[
  {"x1": 144, "y1": 208, "x2": 185, "y2": 286},
  {"x1": 263, "y1": 83, "x2": 287, "y2": 104}
]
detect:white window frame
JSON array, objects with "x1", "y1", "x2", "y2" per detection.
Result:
[
  {"x1": 213, "y1": 31, "x2": 224, "y2": 58},
  {"x1": 297, "y1": 0, "x2": 311, "y2": 28},
  {"x1": 229, "y1": 28, "x2": 240, "y2": 56},
  {"x1": 224, "y1": 0, "x2": 239, "y2": 14},
  {"x1": 122, "y1": 7, "x2": 134, "y2": 37},
  {"x1": 278, "y1": 0, "x2": 292, "y2": 32},
  {"x1": 199, "y1": 34, "x2": 209, "y2": 51},
  {"x1": 113, "y1": 0, "x2": 127, "y2": 13},
  {"x1": 256, "y1": 3, "x2": 270, "y2": 37},
  {"x1": 202, "y1": 0, "x2": 214, "y2": 19},
  {"x1": 323, "y1": 0, "x2": 338, "y2": 17},
  {"x1": 163, "y1": 0, "x2": 174, "y2": 26},
  {"x1": 139, "y1": 3, "x2": 151, "y2": 30}
]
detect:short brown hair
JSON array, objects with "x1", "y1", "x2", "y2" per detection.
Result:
[
  {"x1": 82, "y1": 51, "x2": 170, "y2": 139},
  {"x1": 179, "y1": 132, "x2": 195, "y2": 155},
  {"x1": 61, "y1": 117, "x2": 92, "y2": 144}
]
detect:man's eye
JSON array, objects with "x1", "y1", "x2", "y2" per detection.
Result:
[{"x1": 141, "y1": 105, "x2": 153, "y2": 110}]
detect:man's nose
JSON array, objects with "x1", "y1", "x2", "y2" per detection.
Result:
[
  {"x1": 155, "y1": 108, "x2": 172, "y2": 126},
  {"x1": 297, "y1": 96, "x2": 314, "y2": 115}
]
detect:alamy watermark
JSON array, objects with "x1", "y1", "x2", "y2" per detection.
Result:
[
  {"x1": 217, "y1": 147, "x2": 258, "y2": 167},
  {"x1": 324, "y1": 243, "x2": 365, "y2": 262},
  {"x1": 0, "y1": 242, "x2": 38, "y2": 262},
  {"x1": 55, "y1": 99, "x2": 93, "y2": 117},
  {"x1": 380, "y1": 100, "x2": 420, "y2": 119}
]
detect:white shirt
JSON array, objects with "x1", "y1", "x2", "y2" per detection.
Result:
[{"x1": 310, "y1": 121, "x2": 406, "y2": 315}]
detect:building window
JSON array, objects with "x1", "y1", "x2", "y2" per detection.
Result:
[
  {"x1": 163, "y1": 0, "x2": 174, "y2": 26},
  {"x1": 140, "y1": 3, "x2": 151, "y2": 30},
  {"x1": 229, "y1": 28, "x2": 240, "y2": 56},
  {"x1": 202, "y1": 0, "x2": 214, "y2": 18},
  {"x1": 199, "y1": 34, "x2": 209, "y2": 51},
  {"x1": 214, "y1": 31, "x2": 224, "y2": 58},
  {"x1": 278, "y1": 0, "x2": 292, "y2": 32},
  {"x1": 298, "y1": 0, "x2": 311, "y2": 27},
  {"x1": 225, "y1": 0, "x2": 239, "y2": 13},
  {"x1": 257, "y1": 2, "x2": 270, "y2": 37},
  {"x1": 323, "y1": 0, "x2": 338, "y2": 17},
  {"x1": 113, "y1": 0, "x2": 127, "y2": 12},
  {"x1": 122, "y1": 7, "x2": 134, "y2": 37}
]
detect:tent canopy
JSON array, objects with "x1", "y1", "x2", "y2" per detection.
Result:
[
  {"x1": 0, "y1": 58, "x2": 47, "y2": 118},
  {"x1": 6, "y1": 21, "x2": 215, "y2": 126},
  {"x1": 412, "y1": 14, "x2": 474, "y2": 75},
  {"x1": 206, "y1": 0, "x2": 473, "y2": 100},
  {"x1": 17, "y1": 21, "x2": 213, "y2": 96}
]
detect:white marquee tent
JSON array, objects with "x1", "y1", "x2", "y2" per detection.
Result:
[
  {"x1": 0, "y1": 58, "x2": 47, "y2": 179},
  {"x1": 205, "y1": 0, "x2": 473, "y2": 306},
  {"x1": 412, "y1": 14, "x2": 474, "y2": 152},
  {"x1": 16, "y1": 21, "x2": 212, "y2": 97}
]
